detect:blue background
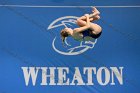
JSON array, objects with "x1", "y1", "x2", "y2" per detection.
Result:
[{"x1": 0, "y1": 0, "x2": 140, "y2": 93}]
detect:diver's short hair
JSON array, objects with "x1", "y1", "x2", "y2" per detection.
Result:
[
  {"x1": 60, "y1": 29, "x2": 69, "y2": 37},
  {"x1": 60, "y1": 29, "x2": 69, "y2": 43}
]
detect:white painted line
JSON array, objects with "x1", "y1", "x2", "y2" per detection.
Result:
[{"x1": 0, "y1": 5, "x2": 140, "y2": 8}]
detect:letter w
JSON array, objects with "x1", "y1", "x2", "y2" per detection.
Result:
[{"x1": 21, "y1": 67, "x2": 40, "y2": 86}]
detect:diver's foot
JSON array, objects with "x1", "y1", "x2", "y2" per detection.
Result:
[{"x1": 92, "y1": 7, "x2": 100, "y2": 15}]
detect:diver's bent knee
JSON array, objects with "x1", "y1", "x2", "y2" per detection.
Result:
[
  {"x1": 76, "y1": 18, "x2": 82, "y2": 23},
  {"x1": 76, "y1": 19, "x2": 85, "y2": 26}
]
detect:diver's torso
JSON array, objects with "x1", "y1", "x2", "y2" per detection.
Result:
[{"x1": 72, "y1": 32, "x2": 95, "y2": 41}]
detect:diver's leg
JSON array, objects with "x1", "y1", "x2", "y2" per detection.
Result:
[
  {"x1": 76, "y1": 7, "x2": 100, "y2": 27},
  {"x1": 76, "y1": 15, "x2": 100, "y2": 27},
  {"x1": 89, "y1": 23, "x2": 102, "y2": 34},
  {"x1": 90, "y1": 7, "x2": 100, "y2": 18},
  {"x1": 77, "y1": 7, "x2": 100, "y2": 21}
]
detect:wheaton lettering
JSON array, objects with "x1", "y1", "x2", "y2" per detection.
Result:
[{"x1": 21, "y1": 67, "x2": 124, "y2": 86}]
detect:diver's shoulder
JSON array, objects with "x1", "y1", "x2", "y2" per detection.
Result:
[{"x1": 73, "y1": 28, "x2": 80, "y2": 32}]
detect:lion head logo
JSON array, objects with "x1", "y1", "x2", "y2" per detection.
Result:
[{"x1": 47, "y1": 16, "x2": 97, "y2": 55}]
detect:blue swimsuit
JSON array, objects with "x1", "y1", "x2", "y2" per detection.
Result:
[{"x1": 82, "y1": 29, "x2": 102, "y2": 39}]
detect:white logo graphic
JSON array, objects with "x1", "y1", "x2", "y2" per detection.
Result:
[{"x1": 47, "y1": 16, "x2": 97, "y2": 55}]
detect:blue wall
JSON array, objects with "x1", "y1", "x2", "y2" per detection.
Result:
[{"x1": 0, "y1": 0, "x2": 140, "y2": 93}]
